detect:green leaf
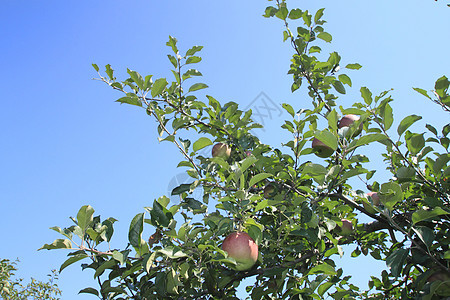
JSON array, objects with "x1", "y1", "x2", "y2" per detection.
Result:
[
  {"x1": 405, "y1": 132, "x2": 425, "y2": 155},
  {"x1": 116, "y1": 93, "x2": 142, "y2": 107},
  {"x1": 317, "y1": 32, "x2": 332, "y2": 42},
  {"x1": 288, "y1": 8, "x2": 303, "y2": 20},
  {"x1": 309, "y1": 46, "x2": 321, "y2": 54},
  {"x1": 339, "y1": 167, "x2": 368, "y2": 183},
  {"x1": 314, "y1": 8, "x2": 325, "y2": 23},
  {"x1": 282, "y1": 103, "x2": 295, "y2": 117},
  {"x1": 308, "y1": 263, "x2": 336, "y2": 275},
  {"x1": 332, "y1": 80, "x2": 346, "y2": 94},
  {"x1": 182, "y1": 69, "x2": 202, "y2": 81},
  {"x1": 94, "y1": 260, "x2": 116, "y2": 279},
  {"x1": 77, "y1": 205, "x2": 94, "y2": 234},
  {"x1": 338, "y1": 74, "x2": 352, "y2": 87},
  {"x1": 381, "y1": 103, "x2": 393, "y2": 130},
  {"x1": 241, "y1": 156, "x2": 257, "y2": 174},
  {"x1": 303, "y1": 163, "x2": 327, "y2": 176},
  {"x1": 412, "y1": 207, "x2": 450, "y2": 224},
  {"x1": 247, "y1": 225, "x2": 262, "y2": 245},
  {"x1": 318, "y1": 281, "x2": 333, "y2": 296},
  {"x1": 50, "y1": 226, "x2": 73, "y2": 239},
  {"x1": 193, "y1": 137, "x2": 212, "y2": 152},
  {"x1": 346, "y1": 63, "x2": 362, "y2": 70},
  {"x1": 412, "y1": 87, "x2": 431, "y2": 99},
  {"x1": 102, "y1": 218, "x2": 117, "y2": 243},
  {"x1": 412, "y1": 226, "x2": 435, "y2": 248},
  {"x1": 435, "y1": 75, "x2": 449, "y2": 92},
  {"x1": 275, "y1": 7, "x2": 288, "y2": 20},
  {"x1": 171, "y1": 184, "x2": 191, "y2": 196},
  {"x1": 166, "y1": 36, "x2": 178, "y2": 54},
  {"x1": 426, "y1": 124, "x2": 438, "y2": 135},
  {"x1": 128, "y1": 213, "x2": 144, "y2": 248},
  {"x1": 38, "y1": 239, "x2": 72, "y2": 250},
  {"x1": 112, "y1": 250, "x2": 129, "y2": 266},
  {"x1": 182, "y1": 198, "x2": 206, "y2": 213},
  {"x1": 380, "y1": 182, "x2": 403, "y2": 210},
  {"x1": 159, "y1": 246, "x2": 188, "y2": 259},
  {"x1": 397, "y1": 115, "x2": 422, "y2": 137},
  {"x1": 249, "y1": 173, "x2": 273, "y2": 187},
  {"x1": 386, "y1": 248, "x2": 408, "y2": 277},
  {"x1": 314, "y1": 130, "x2": 338, "y2": 150},
  {"x1": 151, "y1": 78, "x2": 168, "y2": 97},
  {"x1": 396, "y1": 166, "x2": 415, "y2": 180},
  {"x1": 92, "y1": 63, "x2": 99, "y2": 72},
  {"x1": 167, "y1": 55, "x2": 178, "y2": 68},
  {"x1": 255, "y1": 199, "x2": 270, "y2": 212},
  {"x1": 188, "y1": 83, "x2": 208, "y2": 93},
  {"x1": 185, "y1": 45, "x2": 203, "y2": 56},
  {"x1": 166, "y1": 268, "x2": 182, "y2": 294},
  {"x1": 302, "y1": 10, "x2": 312, "y2": 27},
  {"x1": 360, "y1": 87, "x2": 373, "y2": 105},
  {"x1": 263, "y1": 6, "x2": 277, "y2": 18},
  {"x1": 444, "y1": 250, "x2": 450, "y2": 260},
  {"x1": 127, "y1": 69, "x2": 145, "y2": 89},
  {"x1": 186, "y1": 56, "x2": 202, "y2": 64},
  {"x1": 327, "y1": 109, "x2": 338, "y2": 132},
  {"x1": 352, "y1": 133, "x2": 387, "y2": 148},
  {"x1": 79, "y1": 287, "x2": 99, "y2": 296},
  {"x1": 105, "y1": 64, "x2": 114, "y2": 79},
  {"x1": 60, "y1": 254, "x2": 88, "y2": 272},
  {"x1": 150, "y1": 201, "x2": 172, "y2": 227}
]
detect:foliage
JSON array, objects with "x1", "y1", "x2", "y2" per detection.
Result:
[
  {"x1": 40, "y1": 1, "x2": 450, "y2": 299},
  {"x1": 0, "y1": 258, "x2": 61, "y2": 299}
]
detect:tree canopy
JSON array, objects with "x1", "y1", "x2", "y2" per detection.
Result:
[{"x1": 40, "y1": 1, "x2": 449, "y2": 299}]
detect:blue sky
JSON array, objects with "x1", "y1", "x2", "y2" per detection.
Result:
[{"x1": 1, "y1": 0, "x2": 449, "y2": 298}]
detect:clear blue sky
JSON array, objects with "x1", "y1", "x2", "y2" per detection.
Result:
[{"x1": 1, "y1": 0, "x2": 449, "y2": 298}]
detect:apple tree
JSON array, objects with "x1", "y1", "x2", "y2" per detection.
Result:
[
  {"x1": 0, "y1": 259, "x2": 61, "y2": 299},
  {"x1": 40, "y1": 1, "x2": 450, "y2": 299}
]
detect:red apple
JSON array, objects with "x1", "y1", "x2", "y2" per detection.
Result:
[
  {"x1": 312, "y1": 138, "x2": 334, "y2": 158},
  {"x1": 427, "y1": 271, "x2": 450, "y2": 283},
  {"x1": 222, "y1": 232, "x2": 258, "y2": 271},
  {"x1": 367, "y1": 192, "x2": 380, "y2": 206},
  {"x1": 427, "y1": 271, "x2": 450, "y2": 296},
  {"x1": 212, "y1": 143, "x2": 231, "y2": 159},
  {"x1": 340, "y1": 219, "x2": 353, "y2": 236},
  {"x1": 338, "y1": 114, "x2": 362, "y2": 136}
]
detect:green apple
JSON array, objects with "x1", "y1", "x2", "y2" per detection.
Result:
[
  {"x1": 340, "y1": 219, "x2": 353, "y2": 236},
  {"x1": 222, "y1": 232, "x2": 258, "y2": 271},
  {"x1": 212, "y1": 143, "x2": 231, "y2": 159},
  {"x1": 312, "y1": 138, "x2": 334, "y2": 158},
  {"x1": 263, "y1": 183, "x2": 277, "y2": 198}
]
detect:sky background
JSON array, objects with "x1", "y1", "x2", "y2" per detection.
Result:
[{"x1": 1, "y1": 0, "x2": 449, "y2": 298}]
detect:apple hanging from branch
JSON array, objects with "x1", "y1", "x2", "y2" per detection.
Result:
[
  {"x1": 212, "y1": 143, "x2": 231, "y2": 159},
  {"x1": 312, "y1": 138, "x2": 334, "y2": 158},
  {"x1": 362, "y1": 192, "x2": 381, "y2": 214},
  {"x1": 263, "y1": 183, "x2": 278, "y2": 198},
  {"x1": 222, "y1": 232, "x2": 258, "y2": 271},
  {"x1": 339, "y1": 219, "x2": 354, "y2": 236},
  {"x1": 367, "y1": 192, "x2": 380, "y2": 206},
  {"x1": 338, "y1": 114, "x2": 362, "y2": 136}
]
